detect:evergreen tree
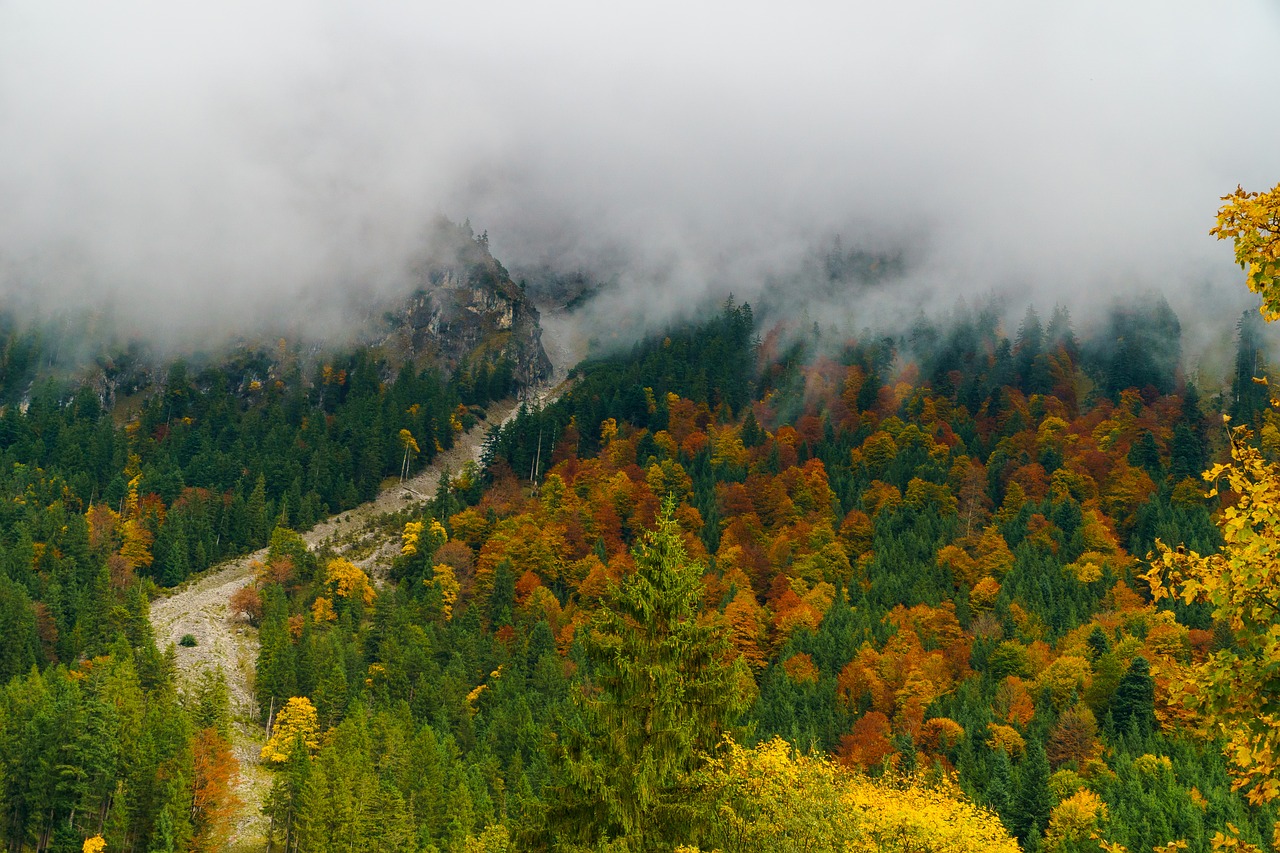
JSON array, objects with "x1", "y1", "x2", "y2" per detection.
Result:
[
  {"x1": 741, "y1": 408, "x2": 764, "y2": 448},
  {"x1": 1127, "y1": 430, "x2": 1163, "y2": 479},
  {"x1": 247, "y1": 474, "x2": 269, "y2": 547},
  {"x1": 1169, "y1": 423, "x2": 1206, "y2": 482},
  {"x1": 1086, "y1": 625, "x2": 1111, "y2": 661},
  {"x1": 488, "y1": 560, "x2": 516, "y2": 629},
  {"x1": 986, "y1": 746, "x2": 1013, "y2": 819},
  {"x1": 1110, "y1": 655, "x2": 1156, "y2": 738},
  {"x1": 1010, "y1": 739, "x2": 1051, "y2": 845},
  {"x1": 543, "y1": 499, "x2": 749, "y2": 849},
  {"x1": 191, "y1": 666, "x2": 233, "y2": 739},
  {"x1": 1232, "y1": 309, "x2": 1270, "y2": 426},
  {"x1": 1047, "y1": 304, "x2": 1079, "y2": 357},
  {"x1": 0, "y1": 574, "x2": 38, "y2": 682}
]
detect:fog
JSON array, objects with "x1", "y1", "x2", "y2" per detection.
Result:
[{"x1": 2, "y1": 1, "x2": 1278, "y2": 351}]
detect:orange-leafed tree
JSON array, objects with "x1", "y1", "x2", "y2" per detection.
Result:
[
  {"x1": 723, "y1": 587, "x2": 769, "y2": 670},
  {"x1": 85, "y1": 503, "x2": 120, "y2": 552},
  {"x1": 230, "y1": 584, "x2": 263, "y2": 624},
  {"x1": 118, "y1": 517, "x2": 154, "y2": 573},
  {"x1": 837, "y1": 710, "x2": 895, "y2": 770},
  {"x1": 920, "y1": 717, "x2": 966, "y2": 758},
  {"x1": 994, "y1": 676, "x2": 1036, "y2": 727},
  {"x1": 1047, "y1": 704, "x2": 1100, "y2": 770},
  {"x1": 475, "y1": 515, "x2": 567, "y2": 600},
  {"x1": 191, "y1": 727, "x2": 242, "y2": 853},
  {"x1": 782, "y1": 653, "x2": 820, "y2": 686}
]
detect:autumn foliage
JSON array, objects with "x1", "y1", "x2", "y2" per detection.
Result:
[
  {"x1": 1149, "y1": 427, "x2": 1280, "y2": 804},
  {"x1": 191, "y1": 727, "x2": 242, "y2": 853},
  {"x1": 689, "y1": 737, "x2": 1018, "y2": 852},
  {"x1": 0, "y1": 193, "x2": 1271, "y2": 852},
  {"x1": 261, "y1": 696, "x2": 321, "y2": 764}
]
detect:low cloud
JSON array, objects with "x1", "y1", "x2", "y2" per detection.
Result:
[{"x1": 2, "y1": 1, "x2": 1277, "y2": 350}]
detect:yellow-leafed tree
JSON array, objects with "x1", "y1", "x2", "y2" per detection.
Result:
[
  {"x1": 433, "y1": 564, "x2": 460, "y2": 620},
  {"x1": 685, "y1": 737, "x2": 1019, "y2": 852},
  {"x1": 1141, "y1": 182, "x2": 1280, "y2": 806},
  {"x1": 1043, "y1": 788, "x2": 1107, "y2": 853},
  {"x1": 261, "y1": 696, "x2": 320, "y2": 764},
  {"x1": 1148, "y1": 428, "x2": 1280, "y2": 804},
  {"x1": 399, "y1": 428, "x2": 420, "y2": 482},
  {"x1": 1213, "y1": 183, "x2": 1280, "y2": 319},
  {"x1": 325, "y1": 557, "x2": 375, "y2": 606}
]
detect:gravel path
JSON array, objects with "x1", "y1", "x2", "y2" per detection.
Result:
[{"x1": 149, "y1": 399, "x2": 519, "y2": 850}]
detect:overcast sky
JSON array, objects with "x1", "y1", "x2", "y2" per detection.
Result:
[{"x1": 1, "y1": 1, "x2": 1277, "y2": 345}]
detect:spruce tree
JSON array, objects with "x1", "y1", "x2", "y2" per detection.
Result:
[
  {"x1": 987, "y1": 745, "x2": 1013, "y2": 819},
  {"x1": 1086, "y1": 625, "x2": 1111, "y2": 660},
  {"x1": 246, "y1": 473, "x2": 269, "y2": 546},
  {"x1": 0, "y1": 574, "x2": 37, "y2": 682},
  {"x1": 544, "y1": 499, "x2": 749, "y2": 850},
  {"x1": 1110, "y1": 655, "x2": 1156, "y2": 738},
  {"x1": 1010, "y1": 739, "x2": 1052, "y2": 845},
  {"x1": 191, "y1": 666, "x2": 233, "y2": 738},
  {"x1": 488, "y1": 560, "x2": 516, "y2": 629}
]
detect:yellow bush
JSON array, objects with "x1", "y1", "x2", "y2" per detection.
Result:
[{"x1": 692, "y1": 737, "x2": 1019, "y2": 852}]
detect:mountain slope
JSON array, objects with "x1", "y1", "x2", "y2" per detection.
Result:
[{"x1": 149, "y1": 399, "x2": 519, "y2": 848}]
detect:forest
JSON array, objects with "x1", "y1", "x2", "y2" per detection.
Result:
[{"x1": 1, "y1": 187, "x2": 1280, "y2": 852}]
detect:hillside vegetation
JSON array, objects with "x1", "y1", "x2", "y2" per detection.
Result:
[{"x1": 4, "y1": 218, "x2": 1280, "y2": 849}]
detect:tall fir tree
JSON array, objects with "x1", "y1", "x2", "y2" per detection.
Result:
[
  {"x1": 542, "y1": 499, "x2": 749, "y2": 850},
  {"x1": 1010, "y1": 739, "x2": 1052, "y2": 846},
  {"x1": 1110, "y1": 655, "x2": 1157, "y2": 739}
]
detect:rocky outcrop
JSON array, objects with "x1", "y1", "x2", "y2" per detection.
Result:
[
  {"x1": 372, "y1": 219, "x2": 552, "y2": 390},
  {"x1": 12, "y1": 219, "x2": 553, "y2": 414}
]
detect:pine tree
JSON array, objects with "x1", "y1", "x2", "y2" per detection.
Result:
[
  {"x1": 1086, "y1": 626, "x2": 1110, "y2": 661},
  {"x1": 741, "y1": 408, "x2": 764, "y2": 448},
  {"x1": 987, "y1": 745, "x2": 1013, "y2": 819},
  {"x1": 0, "y1": 574, "x2": 37, "y2": 682},
  {"x1": 264, "y1": 738, "x2": 311, "y2": 851},
  {"x1": 314, "y1": 662, "x2": 349, "y2": 731},
  {"x1": 1232, "y1": 309, "x2": 1270, "y2": 425}
]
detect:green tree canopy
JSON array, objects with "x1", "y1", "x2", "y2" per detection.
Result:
[{"x1": 544, "y1": 499, "x2": 751, "y2": 850}]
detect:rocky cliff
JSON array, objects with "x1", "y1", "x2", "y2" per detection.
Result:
[
  {"x1": 1, "y1": 218, "x2": 553, "y2": 413},
  {"x1": 372, "y1": 218, "x2": 552, "y2": 389}
]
